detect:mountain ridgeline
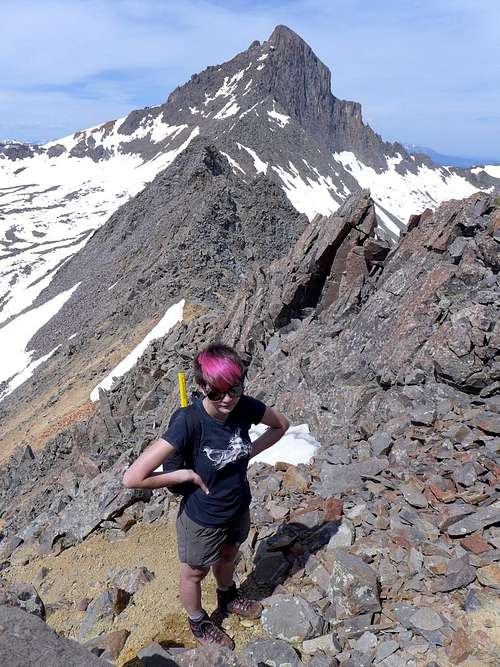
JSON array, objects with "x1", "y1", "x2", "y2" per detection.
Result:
[{"x1": 0, "y1": 26, "x2": 499, "y2": 663}]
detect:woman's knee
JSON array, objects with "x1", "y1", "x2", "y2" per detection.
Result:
[{"x1": 180, "y1": 563, "x2": 209, "y2": 582}]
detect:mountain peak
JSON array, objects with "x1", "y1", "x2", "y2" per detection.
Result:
[
  {"x1": 267, "y1": 24, "x2": 305, "y2": 47},
  {"x1": 262, "y1": 26, "x2": 333, "y2": 141}
]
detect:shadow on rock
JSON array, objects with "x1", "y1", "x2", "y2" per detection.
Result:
[{"x1": 241, "y1": 518, "x2": 342, "y2": 600}]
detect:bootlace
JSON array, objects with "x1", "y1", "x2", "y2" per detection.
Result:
[
  {"x1": 233, "y1": 589, "x2": 252, "y2": 610},
  {"x1": 198, "y1": 618, "x2": 228, "y2": 643}
]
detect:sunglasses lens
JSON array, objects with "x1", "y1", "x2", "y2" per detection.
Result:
[
  {"x1": 230, "y1": 383, "x2": 244, "y2": 397},
  {"x1": 207, "y1": 390, "x2": 223, "y2": 401},
  {"x1": 206, "y1": 382, "x2": 243, "y2": 401}
]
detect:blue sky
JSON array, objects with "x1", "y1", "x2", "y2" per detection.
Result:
[{"x1": 2, "y1": 0, "x2": 499, "y2": 160}]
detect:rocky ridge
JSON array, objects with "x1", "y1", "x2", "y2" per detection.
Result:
[
  {"x1": 26, "y1": 138, "x2": 306, "y2": 354},
  {"x1": 3, "y1": 25, "x2": 500, "y2": 466},
  {"x1": 0, "y1": 139, "x2": 305, "y2": 456},
  {"x1": 3, "y1": 25, "x2": 499, "y2": 360},
  {"x1": 0, "y1": 190, "x2": 499, "y2": 664}
]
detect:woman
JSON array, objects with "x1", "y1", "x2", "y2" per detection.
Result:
[{"x1": 123, "y1": 342, "x2": 289, "y2": 648}]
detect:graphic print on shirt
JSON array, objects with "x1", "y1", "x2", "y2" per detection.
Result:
[{"x1": 202, "y1": 428, "x2": 251, "y2": 470}]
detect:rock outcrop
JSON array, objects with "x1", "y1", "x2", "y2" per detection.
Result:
[
  {"x1": 0, "y1": 190, "x2": 499, "y2": 665},
  {"x1": 0, "y1": 604, "x2": 106, "y2": 666}
]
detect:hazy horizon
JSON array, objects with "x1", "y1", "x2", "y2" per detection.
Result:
[{"x1": 2, "y1": 1, "x2": 499, "y2": 161}]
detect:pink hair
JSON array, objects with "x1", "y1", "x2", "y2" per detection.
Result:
[{"x1": 197, "y1": 349, "x2": 243, "y2": 391}]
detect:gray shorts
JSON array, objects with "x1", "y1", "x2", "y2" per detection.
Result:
[{"x1": 176, "y1": 505, "x2": 251, "y2": 568}]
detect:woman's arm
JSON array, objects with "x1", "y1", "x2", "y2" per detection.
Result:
[
  {"x1": 250, "y1": 407, "x2": 289, "y2": 459},
  {"x1": 122, "y1": 438, "x2": 209, "y2": 493}
]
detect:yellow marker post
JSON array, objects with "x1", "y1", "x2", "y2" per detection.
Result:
[{"x1": 178, "y1": 372, "x2": 188, "y2": 407}]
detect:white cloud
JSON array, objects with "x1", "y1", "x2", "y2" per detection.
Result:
[{"x1": 1, "y1": 1, "x2": 499, "y2": 155}]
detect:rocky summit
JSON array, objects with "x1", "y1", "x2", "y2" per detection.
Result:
[
  {"x1": 2, "y1": 24, "x2": 500, "y2": 464},
  {"x1": 0, "y1": 189, "x2": 499, "y2": 665}
]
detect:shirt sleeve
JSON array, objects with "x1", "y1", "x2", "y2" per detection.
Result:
[
  {"x1": 161, "y1": 408, "x2": 190, "y2": 454},
  {"x1": 242, "y1": 395, "x2": 267, "y2": 425}
]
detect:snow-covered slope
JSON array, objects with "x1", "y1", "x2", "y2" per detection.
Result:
[
  {"x1": 472, "y1": 164, "x2": 500, "y2": 179},
  {"x1": 0, "y1": 123, "x2": 199, "y2": 326},
  {"x1": 1, "y1": 24, "x2": 499, "y2": 408},
  {"x1": 334, "y1": 151, "x2": 481, "y2": 237}
]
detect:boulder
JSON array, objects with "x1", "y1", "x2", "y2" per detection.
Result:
[
  {"x1": 242, "y1": 638, "x2": 304, "y2": 666},
  {"x1": 261, "y1": 594, "x2": 323, "y2": 642},
  {"x1": 0, "y1": 581, "x2": 45, "y2": 620},
  {"x1": 328, "y1": 549, "x2": 381, "y2": 619},
  {"x1": 0, "y1": 604, "x2": 105, "y2": 666}
]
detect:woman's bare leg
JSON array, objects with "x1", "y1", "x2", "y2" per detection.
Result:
[
  {"x1": 179, "y1": 563, "x2": 209, "y2": 616},
  {"x1": 212, "y1": 544, "x2": 239, "y2": 588}
]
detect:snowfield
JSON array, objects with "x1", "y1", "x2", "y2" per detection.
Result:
[
  {"x1": 334, "y1": 152, "x2": 481, "y2": 235},
  {"x1": 90, "y1": 299, "x2": 185, "y2": 401}
]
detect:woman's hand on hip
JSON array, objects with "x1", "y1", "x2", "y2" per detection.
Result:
[{"x1": 185, "y1": 469, "x2": 210, "y2": 495}]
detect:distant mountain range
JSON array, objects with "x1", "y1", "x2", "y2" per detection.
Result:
[{"x1": 404, "y1": 144, "x2": 500, "y2": 168}]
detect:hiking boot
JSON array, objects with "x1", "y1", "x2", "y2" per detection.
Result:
[
  {"x1": 217, "y1": 583, "x2": 262, "y2": 619},
  {"x1": 188, "y1": 611, "x2": 235, "y2": 649}
]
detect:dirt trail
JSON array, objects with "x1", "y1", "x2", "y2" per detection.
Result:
[{"x1": 5, "y1": 518, "x2": 265, "y2": 665}]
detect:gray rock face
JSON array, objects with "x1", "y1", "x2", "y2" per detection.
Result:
[
  {"x1": 0, "y1": 581, "x2": 45, "y2": 620},
  {"x1": 328, "y1": 550, "x2": 381, "y2": 619},
  {"x1": 242, "y1": 638, "x2": 304, "y2": 666},
  {"x1": 1, "y1": 192, "x2": 500, "y2": 666},
  {"x1": 0, "y1": 604, "x2": 105, "y2": 666},
  {"x1": 261, "y1": 594, "x2": 324, "y2": 641},
  {"x1": 43, "y1": 454, "x2": 151, "y2": 550},
  {"x1": 77, "y1": 587, "x2": 131, "y2": 641}
]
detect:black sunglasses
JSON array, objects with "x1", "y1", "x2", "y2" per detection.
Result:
[{"x1": 206, "y1": 382, "x2": 244, "y2": 401}]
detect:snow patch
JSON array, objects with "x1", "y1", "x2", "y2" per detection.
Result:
[
  {"x1": 239, "y1": 102, "x2": 260, "y2": 119},
  {"x1": 0, "y1": 126, "x2": 199, "y2": 327},
  {"x1": 236, "y1": 143, "x2": 268, "y2": 174},
  {"x1": 257, "y1": 53, "x2": 269, "y2": 61},
  {"x1": 221, "y1": 152, "x2": 246, "y2": 175},
  {"x1": 471, "y1": 164, "x2": 500, "y2": 178},
  {"x1": 249, "y1": 423, "x2": 320, "y2": 466},
  {"x1": 242, "y1": 79, "x2": 253, "y2": 96},
  {"x1": 267, "y1": 101, "x2": 290, "y2": 128},
  {"x1": 0, "y1": 281, "x2": 81, "y2": 401},
  {"x1": 90, "y1": 299, "x2": 185, "y2": 401},
  {"x1": 272, "y1": 162, "x2": 339, "y2": 220},
  {"x1": 334, "y1": 151, "x2": 480, "y2": 231},
  {"x1": 204, "y1": 67, "x2": 249, "y2": 106},
  {"x1": 214, "y1": 101, "x2": 240, "y2": 120}
]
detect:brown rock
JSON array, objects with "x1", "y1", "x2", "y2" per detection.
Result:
[
  {"x1": 446, "y1": 628, "x2": 472, "y2": 664},
  {"x1": 282, "y1": 466, "x2": 310, "y2": 492},
  {"x1": 84, "y1": 629, "x2": 130, "y2": 660},
  {"x1": 428, "y1": 483, "x2": 456, "y2": 503},
  {"x1": 110, "y1": 587, "x2": 131, "y2": 615},
  {"x1": 431, "y1": 562, "x2": 476, "y2": 592},
  {"x1": 114, "y1": 514, "x2": 137, "y2": 532},
  {"x1": 474, "y1": 413, "x2": 500, "y2": 435},
  {"x1": 476, "y1": 563, "x2": 500, "y2": 589},
  {"x1": 77, "y1": 598, "x2": 91, "y2": 612},
  {"x1": 267, "y1": 501, "x2": 289, "y2": 521},
  {"x1": 324, "y1": 497, "x2": 343, "y2": 523},
  {"x1": 460, "y1": 533, "x2": 491, "y2": 555}
]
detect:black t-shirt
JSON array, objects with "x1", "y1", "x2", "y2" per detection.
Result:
[{"x1": 162, "y1": 395, "x2": 266, "y2": 527}]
